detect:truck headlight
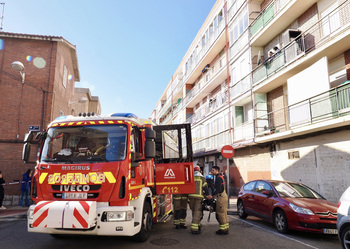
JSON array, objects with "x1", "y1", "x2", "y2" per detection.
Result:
[
  {"x1": 289, "y1": 203, "x2": 314, "y2": 215},
  {"x1": 102, "y1": 211, "x2": 134, "y2": 222},
  {"x1": 27, "y1": 207, "x2": 34, "y2": 219}
]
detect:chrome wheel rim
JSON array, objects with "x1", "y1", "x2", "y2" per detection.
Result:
[
  {"x1": 275, "y1": 213, "x2": 285, "y2": 231},
  {"x1": 344, "y1": 230, "x2": 350, "y2": 249}
]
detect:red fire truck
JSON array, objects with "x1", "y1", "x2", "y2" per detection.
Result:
[{"x1": 22, "y1": 112, "x2": 195, "y2": 241}]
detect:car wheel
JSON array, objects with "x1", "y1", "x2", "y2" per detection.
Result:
[
  {"x1": 237, "y1": 200, "x2": 248, "y2": 219},
  {"x1": 274, "y1": 210, "x2": 288, "y2": 234},
  {"x1": 133, "y1": 201, "x2": 153, "y2": 242},
  {"x1": 340, "y1": 226, "x2": 350, "y2": 249}
]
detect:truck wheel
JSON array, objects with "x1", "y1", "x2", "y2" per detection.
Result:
[{"x1": 133, "y1": 201, "x2": 153, "y2": 242}]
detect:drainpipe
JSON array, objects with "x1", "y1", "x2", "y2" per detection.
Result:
[{"x1": 224, "y1": 1, "x2": 233, "y2": 145}]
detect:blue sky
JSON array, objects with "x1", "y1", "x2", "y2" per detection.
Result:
[{"x1": 4, "y1": 1, "x2": 215, "y2": 117}]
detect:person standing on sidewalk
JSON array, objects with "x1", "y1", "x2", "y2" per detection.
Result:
[
  {"x1": 207, "y1": 166, "x2": 229, "y2": 235},
  {"x1": 20, "y1": 169, "x2": 33, "y2": 207},
  {"x1": 188, "y1": 166, "x2": 209, "y2": 234},
  {"x1": 0, "y1": 171, "x2": 5, "y2": 209}
]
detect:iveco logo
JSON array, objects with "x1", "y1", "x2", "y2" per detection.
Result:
[
  {"x1": 59, "y1": 185, "x2": 90, "y2": 192},
  {"x1": 164, "y1": 169, "x2": 175, "y2": 179}
]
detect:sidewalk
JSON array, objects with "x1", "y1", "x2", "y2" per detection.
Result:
[
  {"x1": 0, "y1": 205, "x2": 28, "y2": 220},
  {"x1": 0, "y1": 197, "x2": 238, "y2": 221}
]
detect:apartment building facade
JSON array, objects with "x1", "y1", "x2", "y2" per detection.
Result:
[
  {"x1": 0, "y1": 32, "x2": 100, "y2": 197},
  {"x1": 154, "y1": 0, "x2": 350, "y2": 202}
]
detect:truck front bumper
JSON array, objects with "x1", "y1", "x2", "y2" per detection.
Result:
[{"x1": 27, "y1": 201, "x2": 141, "y2": 236}]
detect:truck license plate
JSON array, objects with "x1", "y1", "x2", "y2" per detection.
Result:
[
  {"x1": 62, "y1": 193, "x2": 87, "y2": 199},
  {"x1": 323, "y1": 229, "x2": 338, "y2": 234}
]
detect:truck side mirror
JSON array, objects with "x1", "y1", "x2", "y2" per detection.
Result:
[
  {"x1": 144, "y1": 128, "x2": 155, "y2": 159},
  {"x1": 22, "y1": 143, "x2": 31, "y2": 162}
]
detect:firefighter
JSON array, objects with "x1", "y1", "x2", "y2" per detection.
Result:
[
  {"x1": 188, "y1": 166, "x2": 209, "y2": 234},
  {"x1": 207, "y1": 165, "x2": 229, "y2": 235},
  {"x1": 172, "y1": 194, "x2": 188, "y2": 229}
]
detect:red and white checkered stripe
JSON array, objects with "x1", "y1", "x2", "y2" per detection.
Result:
[{"x1": 32, "y1": 201, "x2": 96, "y2": 229}]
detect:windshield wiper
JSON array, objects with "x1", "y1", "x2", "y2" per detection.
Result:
[
  {"x1": 86, "y1": 156, "x2": 107, "y2": 162},
  {"x1": 44, "y1": 158, "x2": 73, "y2": 163}
]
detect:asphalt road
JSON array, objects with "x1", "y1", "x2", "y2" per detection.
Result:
[{"x1": 0, "y1": 211, "x2": 341, "y2": 249}]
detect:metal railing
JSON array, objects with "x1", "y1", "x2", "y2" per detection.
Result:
[
  {"x1": 250, "y1": 0, "x2": 291, "y2": 37},
  {"x1": 233, "y1": 120, "x2": 254, "y2": 142},
  {"x1": 255, "y1": 82, "x2": 350, "y2": 136},
  {"x1": 193, "y1": 129, "x2": 231, "y2": 153},
  {"x1": 252, "y1": 0, "x2": 350, "y2": 86},
  {"x1": 185, "y1": 90, "x2": 228, "y2": 125},
  {"x1": 183, "y1": 53, "x2": 227, "y2": 106}
]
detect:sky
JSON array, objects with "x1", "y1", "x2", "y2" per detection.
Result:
[{"x1": 4, "y1": 1, "x2": 215, "y2": 118}]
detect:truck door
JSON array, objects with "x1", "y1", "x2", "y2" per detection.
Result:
[{"x1": 153, "y1": 124, "x2": 195, "y2": 195}]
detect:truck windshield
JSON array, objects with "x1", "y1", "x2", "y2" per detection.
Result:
[{"x1": 40, "y1": 125, "x2": 128, "y2": 163}]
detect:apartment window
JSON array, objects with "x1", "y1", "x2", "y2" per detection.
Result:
[
  {"x1": 218, "y1": 10, "x2": 223, "y2": 23},
  {"x1": 62, "y1": 66, "x2": 68, "y2": 88},
  {"x1": 214, "y1": 16, "x2": 218, "y2": 30}
]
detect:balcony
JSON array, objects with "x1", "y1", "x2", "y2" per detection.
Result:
[
  {"x1": 185, "y1": 90, "x2": 228, "y2": 125},
  {"x1": 252, "y1": 0, "x2": 350, "y2": 90},
  {"x1": 193, "y1": 129, "x2": 231, "y2": 154},
  {"x1": 183, "y1": 20, "x2": 226, "y2": 83},
  {"x1": 250, "y1": 0, "x2": 318, "y2": 47},
  {"x1": 183, "y1": 54, "x2": 227, "y2": 109},
  {"x1": 233, "y1": 120, "x2": 254, "y2": 142},
  {"x1": 255, "y1": 82, "x2": 350, "y2": 139},
  {"x1": 231, "y1": 73, "x2": 252, "y2": 100}
]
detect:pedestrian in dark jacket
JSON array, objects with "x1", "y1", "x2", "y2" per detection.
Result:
[
  {"x1": 20, "y1": 169, "x2": 33, "y2": 207},
  {"x1": 0, "y1": 171, "x2": 5, "y2": 209}
]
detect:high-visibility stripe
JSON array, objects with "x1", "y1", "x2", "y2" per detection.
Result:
[
  {"x1": 79, "y1": 201, "x2": 90, "y2": 214},
  {"x1": 156, "y1": 181, "x2": 185, "y2": 185},
  {"x1": 33, "y1": 208, "x2": 49, "y2": 227},
  {"x1": 129, "y1": 184, "x2": 145, "y2": 190},
  {"x1": 39, "y1": 173, "x2": 48, "y2": 184},
  {"x1": 104, "y1": 172, "x2": 116, "y2": 183},
  {"x1": 73, "y1": 207, "x2": 88, "y2": 228}
]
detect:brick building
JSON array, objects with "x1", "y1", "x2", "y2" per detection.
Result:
[{"x1": 0, "y1": 32, "x2": 99, "y2": 199}]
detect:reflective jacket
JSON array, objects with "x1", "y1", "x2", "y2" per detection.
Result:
[{"x1": 188, "y1": 172, "x2": 209, "y2": 199}]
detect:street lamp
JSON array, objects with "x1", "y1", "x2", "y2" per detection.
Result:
[{"x1": 11, "y1": 61, "x2": 25, "y2": 83}]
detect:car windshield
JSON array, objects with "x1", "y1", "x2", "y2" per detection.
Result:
[
  {"x1": 271, "y1": 182, "x2": 324, "y2": 199},
  {"x1": 40, "y1": 125, "x2": 127, "y2": 163}
]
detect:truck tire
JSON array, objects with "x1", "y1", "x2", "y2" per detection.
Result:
[{"x1": 133, "y1": 201, "x2": 153, "y2": 242}]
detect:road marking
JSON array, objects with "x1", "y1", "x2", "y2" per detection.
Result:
[{"x1": 232, "y1": 217, "x2": 319, "y2": 249}]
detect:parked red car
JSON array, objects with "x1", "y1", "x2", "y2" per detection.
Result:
[{"x1": 237, "y1": 180, "x2": 337, "y2": 234}]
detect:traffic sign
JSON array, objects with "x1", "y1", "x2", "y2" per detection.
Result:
[{"x1": 221, "y1": 145, "x2": 235, "y2": 158}]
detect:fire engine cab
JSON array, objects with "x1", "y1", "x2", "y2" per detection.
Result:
[{"x1": 22, "y1": 112, "x2": 195, "y2": 241}]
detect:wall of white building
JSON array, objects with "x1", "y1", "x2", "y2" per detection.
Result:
[{"x1": 271, "y1": 129, "x2": 350, "y2": 203}]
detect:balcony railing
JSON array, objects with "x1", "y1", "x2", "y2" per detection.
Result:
[
  {"x1": 183, "y1": 20, "x2": 225, "y2": 82},
  {"x1": 233, "y1": 120, "x2": 254, "y2": 142},
  {"x1": 250, "y1": 0, "x2": 291, "y2": 38},
  {"x1": 252, "y1": 1, "x2": 350, "y2": 86},
  {"x1": 231, "y1": 72, "x2": 252, "y2": 100},
  {"x1": 185, "y1": 90, "x2": 228, "y2": 125},
  {"x1": 183, "y1": 54, "x2": 227, "y2": 107},
  {"x1": 229, "y1": 29, "x2": 249, "y2": 60},
  {"x1": 193, "y1": 129, "x2": 231, "y2": 154},
  {"x1": 255, "y1": 82, "x2": 350, "y2": 136}
]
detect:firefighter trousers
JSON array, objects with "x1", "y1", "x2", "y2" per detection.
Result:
[
  {"x1": 215, "y1": 190, "x2": 229, "y2": 231},
  {"x1": 189, "y1": 197, "x2": 203, "y2": 231},
  {"x1": 173, "y1": 195, "x2": 188, "y2": 226}
]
